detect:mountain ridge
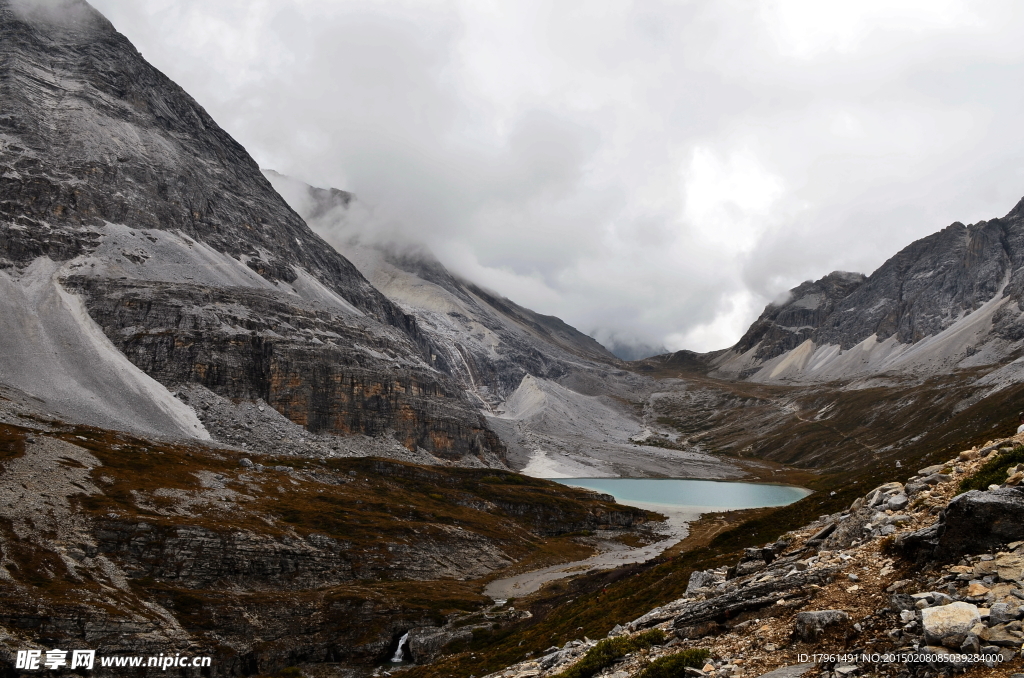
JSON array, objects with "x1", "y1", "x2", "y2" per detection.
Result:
[{"x1": 648, "y1": 200, "x2": 1024, "y2": 386}]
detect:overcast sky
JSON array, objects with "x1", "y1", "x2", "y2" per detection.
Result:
[{"x1": 89, "y1": 0, "x2": 1024, "y2": 358}]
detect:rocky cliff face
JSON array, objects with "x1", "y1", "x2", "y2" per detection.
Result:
[
  {"x1": 731, "y1": 271, "x2": 867, "y2": 367},
  {"x1": 0, "y1": 0, "x2": 503, "y2": 462}
]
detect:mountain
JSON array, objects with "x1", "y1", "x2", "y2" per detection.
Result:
[
  {"x1": 0, "y1": 0, "x2": 503, "y2": 464},
  {"x1": 264, "y1": 171, "x2": 747, "y2": 480},
  {"x1": 706, "y1": 208, "x2": 1024, "y2": 384},
  {"x1": 264, "y1": 170, "x2": 619, "y2": 405},
  {"x1": 625, "y1": 198, "x2": 1024, "y2": 476},
  {"x1": 0, "y1": 3, "x2": 671, "y2": 672}
]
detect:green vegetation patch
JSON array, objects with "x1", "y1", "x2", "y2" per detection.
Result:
[
  {"x1": 552, "y1": 630, "x2": 666, "y2": 678},
  {"x1": 959, "y1": 446, "x2": 1024, "y2": 493},
  {"x1": 636, "y1": 649, "x2": 711, "y2": 678}
]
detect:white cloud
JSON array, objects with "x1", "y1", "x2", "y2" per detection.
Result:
[
  {"x1": 761, "y1": 0, "x2": 983, "y2": 59},
  {"x1": 684, "y1": 146, "x2": 785, "y2": 255},
  {"x1": 89, "y1": 0, "x2": 1024, "y2": 357},
  {"x1": 666, "y1": 289, "x2": 761, "y2": 354}
]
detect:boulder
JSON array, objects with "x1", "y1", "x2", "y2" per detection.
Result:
[
  {"x1": 686, "y1": 569, "x2": 724, "y2": 596},
  {"x1": 887, "y1": 494, "x2": 909, "y2": 511},
  {"x1": 978, "y1": 623, "x2": 1024, "y2": 647},
  {"x1": 794, "y1": 610, "x2": 850, "y2": 641},
  {"x1": 406, "y1": 626, "x2": 473, "y2": 662},
  {"x1": 988, "y1": 602, "x2": 1016, "y2": 625},
  {"x1": 921, "y1": 602, "x2": 981, "y2": 648},
  {"x1": 899, "y1": 488, "x2": 1024, "y2": 561},
  {"x1": 905, "y1": 482, "x2": 928, "y2": 496},
  {"x1": 735, "y1": 559, "x2": 766, "y2": 576},
  {"x1": 998, "y1": 553, "x2": 1024, "y2": 582}
]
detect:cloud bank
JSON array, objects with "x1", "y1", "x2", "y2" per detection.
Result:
[{"x1": 90, "y1": 0, "x2": 1024, "y2": 356}]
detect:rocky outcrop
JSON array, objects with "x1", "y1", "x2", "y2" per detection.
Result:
[
  {"x1": 793, "y1": 610, "x2": 850, "y2": 642},
  {"x1": 732, "y1": 271, "x2": 866, "y2": 363},
  {"x1": 63, "y1": 276, "x2": 503, "y2": 460},
  {"x1": 92, "y1": 518, "x2": 517, "y2": 588},
  {"x1": 900, "y1": 487, "x2": 1024, "y2": 562},
  {"x1": 406, "y1": 626, "x2": 473, "y2": 663}
]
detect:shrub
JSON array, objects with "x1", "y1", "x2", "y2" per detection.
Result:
[
  {"x1": 552, "y1": 629, "x2": 666, "y2": 678},
  {"x1": 636, "y1": 649, "x2": 711, "y2": 678},
  {"x1": 959, "y1": 446, "x2": 1024, "y2": 493}
]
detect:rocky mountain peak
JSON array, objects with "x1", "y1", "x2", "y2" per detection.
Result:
[
  {"x1": 0, "y1": 0, "x2": 403, "y2": 325},
  {"x1": 710, "y1": 201, "x2": 1024, "y2": 382},
  {"x1": 0, "y1": 0, "x2": 509, "y2": 461}
]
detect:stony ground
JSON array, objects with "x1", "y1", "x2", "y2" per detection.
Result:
[{"x1": 476, "y1": 434, "x2": 1024, "y2": 678}]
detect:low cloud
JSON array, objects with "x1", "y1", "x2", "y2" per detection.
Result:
[
  {"x1": 10, "y1": 0, "x2": 106, "y2": 32},
  {"x1": 90, "y1": 0, "x2": 1024, "y2": 353}
]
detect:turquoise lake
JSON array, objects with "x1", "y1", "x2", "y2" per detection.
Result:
[{"x1": 550, "y1": 478, "x2": 811, "y2": 510}]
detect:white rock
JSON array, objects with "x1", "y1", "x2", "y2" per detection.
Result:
[{"x1": 922, "y1": 602, "x2": 981, "y2": 648}]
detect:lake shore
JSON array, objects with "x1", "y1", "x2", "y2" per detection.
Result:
[
  {"x1": 484, "y1": 478, "x2": 812, "y2": 601},
  {"x1": 484, "y1": 501, "x2": 701, "y2": 600}
]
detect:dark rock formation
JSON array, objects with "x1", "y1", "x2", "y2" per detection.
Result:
[
  {"x1": 678, "y1": 202, "x2": 1024, "y2": 382},
  {"x1": 737, "y1": 217, "x2": 1021, "y2": 365},
  {"x1": 898, "y1": 487, "x2": 1024, "y2": 562},
  {"x1": 793, "y1": 610, "x2": 850, "y2": 641},
  {"x1": 668, "y1": 567, "x2": 838, "y2": 634}
]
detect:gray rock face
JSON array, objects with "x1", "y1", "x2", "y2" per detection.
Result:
[
  {"x1": 732, "y1": 271, "x2": 866, "y2": 364},
  {"x1": 668, "y1": 567, "x2": 838, "y2": 634},
  {"x1": 816, "y1": 220, "x2": 1013, "y2": 349},
  {"x1": 0, "y1": 0, "x2": 506, "y2": 461},
  {"x1": 685, "y1": 568, "x2": 725, "y2": 596},
  {"x1": 0, "y1": 0, "x2": 393, "y2": 322},
  {"x1": 406, "y1": 626, "x2": 473, "y2": 663},
  {"x1": 93, "y1": 518, "x2": 515, "y2": 587}
]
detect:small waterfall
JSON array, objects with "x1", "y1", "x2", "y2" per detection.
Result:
[{"x1": 390, "y1": 632, "x2": 410, "y2": 663}]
